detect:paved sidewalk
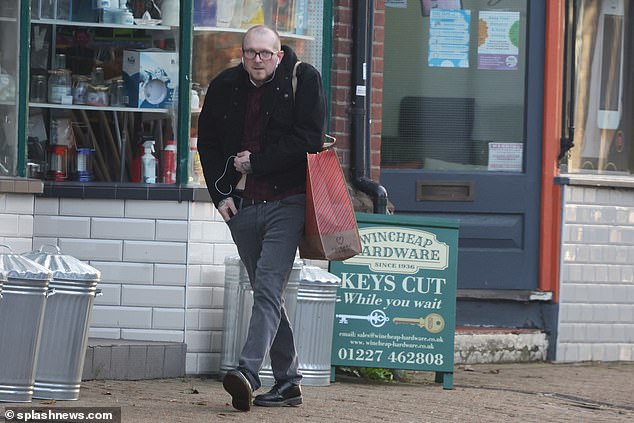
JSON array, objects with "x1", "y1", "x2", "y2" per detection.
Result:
[{"x1": 3, "y1": 362, "x2": 633, "y2": 422}]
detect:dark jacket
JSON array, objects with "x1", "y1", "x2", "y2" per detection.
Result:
[{"x1": 197, "y1": 45, "x2": 326, "y2": 208}]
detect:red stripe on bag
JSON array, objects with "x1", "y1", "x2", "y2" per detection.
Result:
[{"x1": 308, "y1": 150, "x2": 357, "y2": 235}]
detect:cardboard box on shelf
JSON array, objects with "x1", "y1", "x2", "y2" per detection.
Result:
[{"x1": 122, "y1": 49, "x2": 178, "y2": 108}]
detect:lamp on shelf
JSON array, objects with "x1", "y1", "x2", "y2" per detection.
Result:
[
  {"x1": 73, "y1": 147, "x2": 95, "y2": 182},
  {"x1": 46, "y1": 145, "x2": 68, "y2": 181}
]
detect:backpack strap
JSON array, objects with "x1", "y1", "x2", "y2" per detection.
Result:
[
  {"x1": 291, "y1": 61, "x2": 336, "y2": 151},
  {"x1": 292, "y1": 61, "x2": 302, "y2": 99}
]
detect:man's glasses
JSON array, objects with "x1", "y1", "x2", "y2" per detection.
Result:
[{"x1": 242, "y1": 49, "x2": 277, "y2": 60}]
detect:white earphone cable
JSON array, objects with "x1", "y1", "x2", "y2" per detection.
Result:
[{"x1": 215, "y1": 155, "x2": 237, "y2": 195}]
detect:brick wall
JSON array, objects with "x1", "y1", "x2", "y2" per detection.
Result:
[
  {"x1": 331, "y1": 0, "x2": 384, "y2": 183},
  {"x1": 557, "y1": 185, "x2": 634, "y2": 362},
  {"x1": 33, "y1": 197, "x2": 237, "y2": 375}
]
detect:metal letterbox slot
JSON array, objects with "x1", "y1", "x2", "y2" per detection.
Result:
[{"x1": 416, "y1": 181, "x2": 474, "y2": 201}]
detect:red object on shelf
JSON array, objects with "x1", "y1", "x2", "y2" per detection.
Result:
[
  {"x1": 46, "y1": 145, "x2": 68, "y2": 181},
  {"x1": 162, "y1": 139, "x2": 177, "y2": 184}
]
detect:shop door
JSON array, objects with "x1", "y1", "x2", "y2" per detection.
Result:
[{"x1": 380, "y1": 0, "x2": 544, "y2": 290}]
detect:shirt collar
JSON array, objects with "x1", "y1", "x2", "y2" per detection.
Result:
[{"x1": 248, "y1": 67, "x2": 278, "y2": 88}]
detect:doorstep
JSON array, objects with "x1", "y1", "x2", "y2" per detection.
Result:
[
  {"x1": 82, "y1": 338, "x2": 187, "y2": 381},
  {"x1": 455, "y1": 326, "x2": 548, "y2": 364}
]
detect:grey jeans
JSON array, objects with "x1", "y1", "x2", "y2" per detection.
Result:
[{"x1": 226, "y1": 193, "x2": 306, "y2": 391}]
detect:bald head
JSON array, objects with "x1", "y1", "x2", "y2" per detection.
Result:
[
  {"x1": 241, "y1": 25, "x2": 285, "y2": 87},
  {"x1": 243, "y1": 25, "x2": 281, "y2": 52}
]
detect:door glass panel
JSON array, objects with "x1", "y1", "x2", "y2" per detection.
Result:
[
  {"x1": 567, "y1": 0, "x2": 633, "y2": 174},
  {"x1": 0, "y1": 0, "x2": 20, "y2": 176},
  {"x1": 381, "y1": 0, "x2": 528, "y2": 172}
]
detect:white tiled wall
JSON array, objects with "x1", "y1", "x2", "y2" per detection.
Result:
[
  {"x1": 557, "y1": 185, "x2": 634, "y2": 362},
  {"x1": 185, "y1": 201, "x2": 237, "y2": 374},
  {"x1": 0, "y1": 193, "x2": 34, "y2": 253},
  {"x1": 33, "y1": 197, "x2": 236, "y2": 375}
]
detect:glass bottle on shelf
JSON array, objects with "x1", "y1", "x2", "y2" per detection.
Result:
[
  {"x1": 31, "y1": 74, "x2": 48, "y2": 103},
  {"x1": 47, "y1": 54, "x2": 72, "y2": 104},
  {"x1": 71, "y1": 75, "x2": 90, "y2": 104},
  {"x1": 86, "y1": 66, "x2": 109, "y2": 106},
  {"x1": 109, "y1": 79, "x2": 128, "y2": 107}
]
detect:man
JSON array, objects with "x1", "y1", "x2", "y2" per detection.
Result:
[{"x1": 197, "y1": 25, "x2": 326, "y2": 412}]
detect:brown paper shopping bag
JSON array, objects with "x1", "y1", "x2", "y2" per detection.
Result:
[{"x1": 299, "y1": 148, "x2": 362, "y2": 261}]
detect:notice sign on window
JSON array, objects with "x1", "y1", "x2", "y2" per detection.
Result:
[
  {"x1": 385, "y1": 0, "x2": 407, "y2": 8},
  {"x1": 477, "y1": 11, "x2": 520, "y2": 70},
  {"x1": 488, "y1": 142, "x2": 523, "y2": 172},
  {"x1": 428, "y1": 9, "x2": 471, "y2": 68}
]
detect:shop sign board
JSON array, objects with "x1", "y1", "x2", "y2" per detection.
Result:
[{"x1": 330, "y1": 213, "x2": 459, "y2": 389}]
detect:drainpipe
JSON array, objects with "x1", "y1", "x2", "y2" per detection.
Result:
[
  {"x1": 559, "y1": 0, "x2": 577, "y2": 162},
  {"x1": 351, "y1": 0, "x2": 388, "y2": 214}
]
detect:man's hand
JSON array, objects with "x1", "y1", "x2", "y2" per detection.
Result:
[
  {"x1": 218, "y1": 197, "x2": 238, "y2": 222},
  {"x1": 234, "y1": 150, "x2": 252, "y2": 174}
]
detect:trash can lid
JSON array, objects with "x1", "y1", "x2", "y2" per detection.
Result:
[
  {"x1": 224, "y1": 254, "x2": 242, "y2": 265},
  {"x1": 23, "y1": 245, "x2": 101, "y2": 282},
  {"x1": 224, "y1": 255, "x2": 304, "y2": 269},
  {"x1": 0, "y1": 245, "x2": 52, "y2": 281},
  {"x1": 293, "y1": 258, "x2": 304, "y2": 269},
  {"x1": 300, "y1": 266, "x2": 341, "y2": 285}
]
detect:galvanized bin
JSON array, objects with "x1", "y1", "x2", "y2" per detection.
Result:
[
  {"x1": 0, "y1": 269, "x2": 5, "y2": 299},
  {"x1": 219, "y1": 256, "x2": 303, "y2": 380},
  {"x1": 218, "y1": 255, "x2": 245, "y2": 376},
  {"x1": 0, "y1": 247, "x2": 52, "y2": 403},
  {"x1": 23, "y1": 245, "x2": 101, "y2": 401},
  {"x1": 290, "y1": 266, "x2": 340, "y2": 387}
]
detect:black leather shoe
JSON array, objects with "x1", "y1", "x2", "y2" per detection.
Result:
[
  {"x1": 223, "y1": 370, "x2": 252, "y2": 411},
  {"x1": 253, "y1": 381, "x2": 302, "y2": 407}
]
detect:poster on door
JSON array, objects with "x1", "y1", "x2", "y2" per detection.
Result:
[
  {"x1": 428, "y1": 9, "x2": 471, "y2": 68},
  {"x1": 477, "y1": 11, "x2": 520, "y2": 70},
  {"x1": 488, "y1": 142, "x2": 523, "y2": 172}
]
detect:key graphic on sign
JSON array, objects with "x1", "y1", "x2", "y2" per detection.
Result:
[
  {"x1": 335, "y1": 309, "x2": 390, "y2": 328},
  {"x1": 392, "y1": 313, "x2": 445, "y2": 333}
]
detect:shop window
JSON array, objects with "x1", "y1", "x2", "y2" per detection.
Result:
[
  {"x1": 23, "y1": 0, "x2": 325, "y2": 186},
  {"x1": 0, "y1": 1, "x2": 20, "y2": 176},
  {"x1": 27, "y1": 0, "x2": 180, "y2": 184},
  {"x1": 381, "y1": 0, "x2": 528, "y2": 172},
  {"x1": 566, "y1": 0, "x2": 633, "y2": 174}
]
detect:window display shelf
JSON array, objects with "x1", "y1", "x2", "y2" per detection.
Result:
[
  {"x1": 0, "y1": 100, "x2": 16, "y2": 106},
  {"x1": 193, "y1": 26, "x2": 314, "y2": 41},
  {"x1": 31, "y1": 19, "x2": 173, "y2": 31},
  {"x1": 29, "y1": 102, "x2": 170, "y2": 114},
  {"x1": 0, "y1": 16, "x2": 17, "y2": 23}
]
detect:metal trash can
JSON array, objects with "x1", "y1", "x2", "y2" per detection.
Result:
[
  {"x1": 219, "y1": 256, "x2": 303, "y2": 380},
  {"x1": 23, "y1": 245, "x2": 101, "y2": 400},
  {"x1": 218, "y1": 255, "x2": 245, "y2": 377},
  {"x1": 0, "y1": 246, "x2": 52, "y2": 403},
  {"x1": 291, "y1": 266, "x2": 340, "y2": 386},
  {"x1": 0, "y1": 269, "x2": 5, "y2": 299}
]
